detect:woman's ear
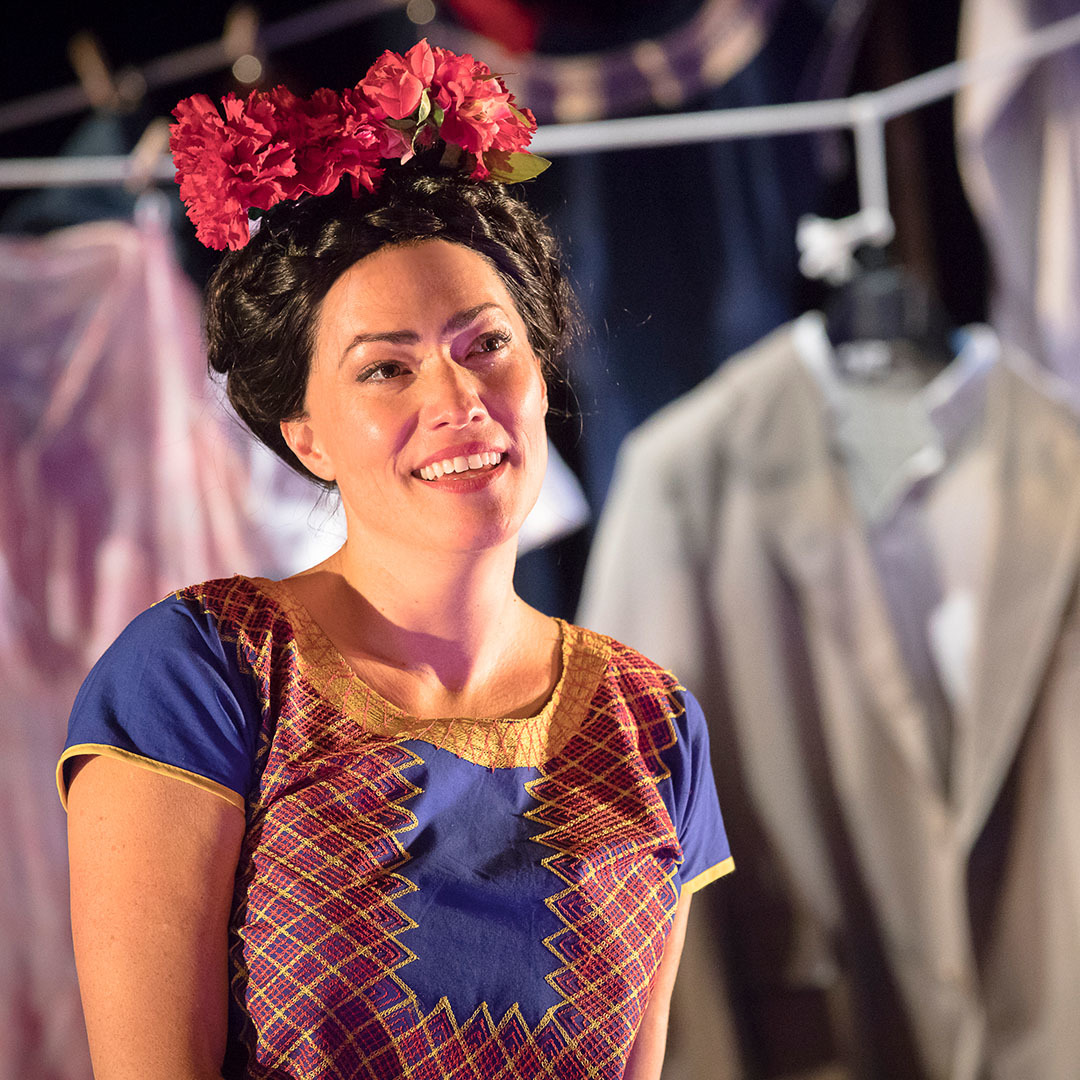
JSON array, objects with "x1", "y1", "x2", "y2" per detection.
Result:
[{"x1": 280, "y1": 416, "x2": 336, "y2": 483}]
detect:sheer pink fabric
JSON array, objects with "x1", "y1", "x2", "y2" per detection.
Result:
[{"x1": 0, "y1": 199, "x2": 267, "y2": 1079}]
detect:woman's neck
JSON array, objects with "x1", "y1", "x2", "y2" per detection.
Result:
[{"x1": 288, "y1": 530, "x2": 557, "y2": 717}]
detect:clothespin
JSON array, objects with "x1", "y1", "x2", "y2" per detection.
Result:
[
  {"x1": 124, "y1": 117, "x2": 172, "y2": 193},
  {"x1": 797, "y1": 210, "x2": 895, "y2": 285},
  {"x1": 68, "y1": 30, "x2": 146, "y2": 111},
  {"x1": 68, "y1": 30, "x2": 121, "y2": 110},
  {"x1": 223, "y1": 4, "x2": 265, "y2": 85}
]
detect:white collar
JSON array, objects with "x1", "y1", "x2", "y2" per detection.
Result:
[{"x1": 792, "y1": 311, "x2": 999, "y2": 520}]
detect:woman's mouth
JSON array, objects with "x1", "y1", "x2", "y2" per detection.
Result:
[{"x1": 416, "y1": 451, "x2": 503, "y2": 481}]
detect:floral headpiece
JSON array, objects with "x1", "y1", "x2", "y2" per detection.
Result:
[{"x1": 169, "y1": 39, "x2": 549, "y2": 251}]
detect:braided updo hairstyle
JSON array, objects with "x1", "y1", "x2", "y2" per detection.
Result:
[{"x1": 204, "y1": 167, "x2": 577, "y2": 486}]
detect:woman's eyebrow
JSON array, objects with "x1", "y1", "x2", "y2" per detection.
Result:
[
  {"x1": 442, "y1": 302, "x2": 501, "y2": 335},
  {"x1": 339, "y1": 328, "x2": 419, "y2": 365},
  {"x1": 338, "y1": 303, "x2": 503, "y2": 366}
]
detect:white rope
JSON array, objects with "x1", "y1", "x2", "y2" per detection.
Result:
[
  {"x1": 0, "y1": 155, "x2": 176, "y2": 189},
  {"x1": 1, "y1": 2, "x2": 1077, "y2": 270}
]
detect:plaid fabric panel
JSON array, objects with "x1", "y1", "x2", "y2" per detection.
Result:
[
  {"x1": 185, "y1": 577, "x2": 686, "y2": 1080},
  {"x1": 529, "y1": 649, "x2": 684, "y2": 1073}
]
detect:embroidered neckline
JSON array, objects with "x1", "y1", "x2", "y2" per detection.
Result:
[{"x1": 245, "y1": 575, "x2": 610, "y2": 768}]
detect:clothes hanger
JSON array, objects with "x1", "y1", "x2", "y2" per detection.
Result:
[
  {"x1": 796, "y1": 98, "x2": 956, "y2": 374},
  {"x1": 822, "y1": 243, "x2": 956, "y2": 369}
]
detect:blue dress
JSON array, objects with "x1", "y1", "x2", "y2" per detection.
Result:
[{"x1": 60, "y1": 575, "x2": 732, "y2": 1079}]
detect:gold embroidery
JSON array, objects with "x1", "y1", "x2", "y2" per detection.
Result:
[{"x1": 249, "y1": 577, "x2": 609, "y2": 769}]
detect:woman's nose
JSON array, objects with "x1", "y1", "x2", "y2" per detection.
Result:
[{"x1": 420, "y1": 362, "x2": 488, "y2": 429}]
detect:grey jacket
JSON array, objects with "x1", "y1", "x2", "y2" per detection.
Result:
[{"x1": 579, "y1": 321, "x2": 1080, "y2": 1080}]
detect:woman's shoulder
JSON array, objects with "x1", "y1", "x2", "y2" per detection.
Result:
[
  {"x1": 559, "y1": 622, "x2": 716, "y2": 821},
  {"x1": 133, "y1": 574, "x2": 300, "y2": 641},
  {"x1": 562, "y1": 619, "x2": 682, "y2": 696},
  {"x1": 91, "y1": 575, "x2": 301, "y2": 679},
  {"x1": 559, "y1": 620, "x2": 693, "y2": 756},
  {"x1": 172, "y1": 573, "x2": 285, "y2": 618},
  {"x1": 61, "y1": 577, "x2": 278, "y2": 809}
]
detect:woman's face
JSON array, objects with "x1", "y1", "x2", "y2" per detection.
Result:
[{"x1": 283, "y1": 238, "x2": 549, "y2": 556}]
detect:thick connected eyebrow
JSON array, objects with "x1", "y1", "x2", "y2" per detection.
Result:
[{"x1": 338, "y1": 303, "x2": 503, "y2": 366}]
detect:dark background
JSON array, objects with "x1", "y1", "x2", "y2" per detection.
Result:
[{"x1": 0, "y1": 0, "x2": 988, "y2": 617}]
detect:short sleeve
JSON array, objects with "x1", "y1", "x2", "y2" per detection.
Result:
[
  {"x1": 661, "y1": 688, "x2": 734, "y2": 895},
  {"x1": 57, "y1": 594, "x2": 263, "y2": 811}
]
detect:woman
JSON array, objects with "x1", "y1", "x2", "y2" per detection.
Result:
[{"x1": 59, "y1": 41, "x2": 732, "y2": 1080}]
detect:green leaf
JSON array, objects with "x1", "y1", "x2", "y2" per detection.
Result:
[
  {"x1": 415, "y1": 90, "x2": 431, "y2": 126},
  {"x1": 431, "y1": 104, "x2": 445, "y2": 128},
  {"x1": 507, "y1": 103, "x2": 532, "y2": 126},
  {"x1": 384, "y1": 116, "x2": 415, "y2": 131},
  {"x1": 487, "y1": 151, "x2": 551, "y2": 184}
]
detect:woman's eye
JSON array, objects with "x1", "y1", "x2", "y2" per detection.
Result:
[
  {"x1": 359, "y1": 361, "x2": 407, "y2": 383},
  {"x1": 474, "y1": 331, "x2": 511, "y2": 355}
]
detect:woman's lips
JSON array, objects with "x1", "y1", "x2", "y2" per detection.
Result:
[
  {"x1": 413, "y1": 455, "x2": 508, "y2": 491},
  {"x1": 415, "y1": 450, "x2": 503, "y2": 481}
]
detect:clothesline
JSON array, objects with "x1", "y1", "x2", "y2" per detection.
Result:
[
  {"x1": 0, "y1": 9, "x2": 1077, "y2": 194},
  {"x1": 0, "y1": 0, "x2": 408, "y2": 137}
]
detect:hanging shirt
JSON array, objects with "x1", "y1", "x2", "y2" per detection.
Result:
[
  {"x1": 795, "y1": 313, "x2": 998, "y2": 780},
  {"x1": 0, "y1": 206, "x2": 267, "y2": 1080},
  {"x1": 956, "y1": 0, "x2": 1080, "y2": 396}
]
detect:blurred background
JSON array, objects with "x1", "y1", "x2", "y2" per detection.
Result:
[
  {"x1": 3, "y1": 1, "x2": 1079, "y2": 1077},
  {"x1": 0, "y1": 0, "x2": 993, "y2": 618}
]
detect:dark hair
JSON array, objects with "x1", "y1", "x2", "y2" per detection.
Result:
[{"x1": 204, "y1": 167, "x2": 577, "y2": 485}]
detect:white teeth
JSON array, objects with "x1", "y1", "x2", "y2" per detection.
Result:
[{"x1": 418, "y1": 451, "x2": 503, "y2": 481}]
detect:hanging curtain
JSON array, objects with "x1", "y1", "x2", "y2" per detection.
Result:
[
  {"x1": 956, "y1": 0, "x2": 1080, "y2": 396},
  {"x1": 0, "y1": 198, "x2": 269, "y2": 1080}
]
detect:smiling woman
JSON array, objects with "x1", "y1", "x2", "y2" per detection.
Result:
[
  {"x1": 58, "y1": 40, "x2": 733, "y2": 1080},
  {"x1": 203, "y1": 168, "x2": 574, "y2": 492},
  {"x1": 280, "y1": 239, "x2": 550, "y2": 559}
]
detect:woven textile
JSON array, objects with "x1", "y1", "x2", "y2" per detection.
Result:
[{"x1": 62, "y1": 575, "x2": 732, "y2": 1078}]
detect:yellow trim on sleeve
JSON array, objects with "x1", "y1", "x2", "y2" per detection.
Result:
[
  {"x1": 56, "y1": 744, "x2": 246, "y2": 813},
  {"x1": 681, "y1": 856, "x2": 735, "y2": 895}
]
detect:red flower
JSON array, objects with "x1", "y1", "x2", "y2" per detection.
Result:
[
  {"x1": 370, "y1": 120, "x2": 414, "y2": 162},
  {"x1": 429, "y1": 48, "x2": 536, "y2": 177},
  {"x1": 359, "y1": 39, "x2": 436, "y2": 121},
  {"x1": 170, "y1": 92, "x2": 295, "y2": 250},
  {"x1": 270, "y1": 87, "x2": 384, "y2": 198},
  {"x1": 169, "y1": 42, "x2": 546, "y2": 251},
  {"x1": 429, "y1": 47, "x2": 487, "y2": 113}
]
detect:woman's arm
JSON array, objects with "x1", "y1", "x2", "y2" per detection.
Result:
[
  {"x1": 623, "y1": 890, "x2": 693, "y2": 1080},
  {"x1": 67, "y1": 754, "x2": 245, "y2": 1080}
]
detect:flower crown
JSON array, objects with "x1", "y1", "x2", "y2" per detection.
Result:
[{"x1": 169, "y1": 39, "x2": 549, "y2": 251}]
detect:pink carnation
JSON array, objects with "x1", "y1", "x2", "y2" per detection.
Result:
[
  {"x1": 359, "y1": 39, "x2": 436, "y2": 121},
  {"x1": 169, "y1": 41, "x2": 546, "y2": 251},
  {"x1": 429, "y1": 48, "x2": 536, "y2": 177},
  {"x1": 170, "y1": 92, "x2": 295, "y2": 250},
  {"x1": 270, "y1": 87, "x2": 384, "y2": 198}
]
